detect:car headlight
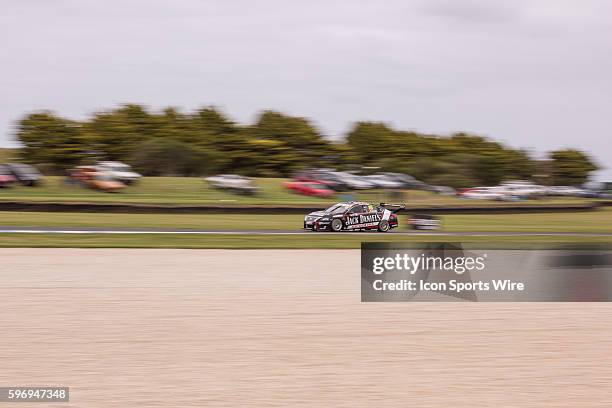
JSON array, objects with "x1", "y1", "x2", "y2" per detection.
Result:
[{"x1": 319, "y1": 217, "x2": 330, "y2": 222}]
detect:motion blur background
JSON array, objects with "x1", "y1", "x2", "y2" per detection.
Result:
[
  {"x1": 2, "y1": 2, "x2": 612, "y2": 407},
  {"x1": 1, "y1": 0, "x2": 611, "y2": 180}
]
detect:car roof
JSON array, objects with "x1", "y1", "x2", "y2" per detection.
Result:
[{"x1": 336, "y1": 201, "x2": 370, "y2": 206}]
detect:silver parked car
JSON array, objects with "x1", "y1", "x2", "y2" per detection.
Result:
[
  {"x1": 95, "y1": 161, "x2": 142, "y2": 185},
  {"x1": 205, "y1": 174, "x2": 259, "y2": 195}
]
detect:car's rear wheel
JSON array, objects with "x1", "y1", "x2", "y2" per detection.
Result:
[
  {"x1": 330, "y1": 218, "x2": 343, "y2": 232},
  {"x1": 378, "y1": 220, "x2": 390, "y2": 232}
]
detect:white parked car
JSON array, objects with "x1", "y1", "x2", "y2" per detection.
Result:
[
  {"x1": 499, "y1": 181, "x2": 547, "y2": 198},
  {"x1": 95, "y1": 161, "x2": 142, "y2": 185},
  {"x1": 547, "y1": 186, "x2": 585, "y2": 196},
  {"x1": 462, "y1": 187, "x2": 514, "y2": 201},
  {"x1": 205, "y1": 174, "x2": 258, "y2": 195}
]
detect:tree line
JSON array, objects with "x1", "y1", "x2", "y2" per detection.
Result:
[{"x1": 15, "y1": 104, "x2": 598, "y2": 187}]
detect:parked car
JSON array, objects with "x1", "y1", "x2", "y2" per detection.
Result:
[
  {"x1": 67, "y1": 166, "x2": 126, "y2": 192},
  {"x1": 499, "y1": 181, "x2": 547, "y2": 198},
  {"x1": 380, "y1": 172, "x2": 428, "y2": 189},
  {"x1": 6, "y1": 163, "x2": 42, "y2": 186},
  {"x1": 293, "y1": 169, "x2": 348, "y2": 191},
  {"x1": 362, "y1": 174, "x2": 404, "y2": 189},
  {"x1": 333, "y1": 172, "x2": 376, "y2": 190},
  {"x1": 95, "y1": 161, "x2": 141, "y2": 185},
  {"x1": 460, "y1": 187, "x2": 515, "y2": 201},
  {"x1": 205, "y1": 174, "x2": 258, "y2": 195},
  {"x1": 582, "y1": 182, "x2": 612, "y2": 198},
  {"x1": 428, "y1": 185, "x2": 456, "y2": 195},
  {"x1": 90, "y1": 172, "x2": 127, "y2": 192},
  {"x1": 409, "y1": 214, "x2": 441, "y2": 230},
  {"x1": 285, "y1": 181, "x2": 335, "y2": 198},
  {"x1": 0, "y1": 165, "x2": 17, "y2": 187},
  {"x1": 547, "y1": 186, "x2": 586, "y2": 197},
  {"x1": 304, "y1": 201, "x2": 404, "y2": 232}
]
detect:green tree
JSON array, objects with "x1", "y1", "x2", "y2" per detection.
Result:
[
  {"x1": 16, "y1": 111, "x2": 87, "y2": 171},
  {"x1": 191, "y1": 107, "x2": 253, "y2": 172},
  {"x1": 151, "y1": 107, "x2": 212, "y2": 150},
  {"x1": 14, "y1": 104, "x2": 598, "y2": 184},
  {"x1": 249, "y1": 110, "x2": 330, "y2": 167},
  {"x1": 549, "y1": 149, "x2": 598, "y2": 185},
  {"x1": 87, "y1": 104, "x2": 156, "y2": 160},
  {"x1": 192, "y1": 107, "x2": 239, "y2": 137},
  {"x1": 130, "y1": 138, "x2": 221, "y2": 176},
  {"x1": 346, "y1": 122, "x2": 394, "y2": 163},
  {"x1": 239, "y1": 139, "x2": 295, "y2": 177}
]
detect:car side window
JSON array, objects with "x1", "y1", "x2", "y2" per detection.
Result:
[
  {"x1": 362, "y1": 205, "x2": 370, "y2": 213},
  {"x1": 348, "y1": 205, "x2": 362, "y2": 213}
]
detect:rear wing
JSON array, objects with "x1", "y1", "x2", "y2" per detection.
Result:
[{"x1": 379, "y1": 203, "x2": 406, "y2": 213}]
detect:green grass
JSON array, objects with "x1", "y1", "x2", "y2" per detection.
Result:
[
  {"x1": 0, "y1": 209, "x2": 610, "y2": 233},
  {"x1": 0, "y1": 233, "x2": 609, "y2": 249},
  {"x1": 0, "y1": 176, "x2": 594, "y2": 207},
  {"x1": 442, "y1": 209, "x2": 612, "y2": 233},
  {"x1": 0, "y1": 209, "x2": 610, "y2": 248},
  {"x1": 0, "y1": 177, "x2": 334, "y2": 204}
]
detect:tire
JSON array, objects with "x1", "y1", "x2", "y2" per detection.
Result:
[
  {"x1": 378, "y1": 220, "x2": 390, "y2": 232},
  {"x1": 330, "y1": 218, "x2": 343, "y2": 232}
]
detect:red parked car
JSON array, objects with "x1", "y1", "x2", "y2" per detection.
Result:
[
  {"x1": 0, "y1": 165, "x2": 16, "y2": 187},
  {"x1": 284, "y1": 181, "x2": 334, "y2": 198}
]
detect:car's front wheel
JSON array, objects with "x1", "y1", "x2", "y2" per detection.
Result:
[
  {"x1": 378, "y1": 220, "x2": 390, "y2": 232},
  {"x1": 330, "y1": 218, "x2": 343, "y2": 232}
]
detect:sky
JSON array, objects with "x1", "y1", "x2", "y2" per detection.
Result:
[{"x1": 2, "y1": 0, "x2": 611, "y2": 179}]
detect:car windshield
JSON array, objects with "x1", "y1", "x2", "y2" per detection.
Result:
[{"x1": 325, "y1": 204, "x2": 349, "y2": 214}]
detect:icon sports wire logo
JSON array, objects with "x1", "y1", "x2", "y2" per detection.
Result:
[{"x1": 361, "y1": 242, "x2": 612, "y2": 302}]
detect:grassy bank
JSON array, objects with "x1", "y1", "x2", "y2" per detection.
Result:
[
  {"x1": 0, "y1": 176, "x2": 593, "y2": 207},
  {"x1": 0, "y1": 233, "x2": 609, "y2": 249},
  {"x1": 0, "y1": 209, "x2": 610, "y2": 248},
  {"x1": 0, "y1": 209, "x2": 610, "y2": 233}
]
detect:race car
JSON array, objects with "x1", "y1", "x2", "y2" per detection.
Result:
[{"x1": 304, "y1": 201, "x2": 405, "y2": 232}]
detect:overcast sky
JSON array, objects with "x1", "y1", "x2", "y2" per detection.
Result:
[{"x1": 2, "y1": 0, "x2": 611, "y2": 179}]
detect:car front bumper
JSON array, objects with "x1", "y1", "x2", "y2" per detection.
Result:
[{"x1": 304, "y1": 220, "x2": 331, "y2": 231}]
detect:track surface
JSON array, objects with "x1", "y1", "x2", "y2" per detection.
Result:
[
  {"x1": 0, "y1": 226, "x2": 610, "y2": 236},
  {"x1": 2, "y1": 249, "x2": 612, "y2": 407}
]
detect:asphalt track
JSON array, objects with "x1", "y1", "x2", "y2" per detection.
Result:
[{"x1": 0, "y1": 226, "x2": 610, "y2": 236}]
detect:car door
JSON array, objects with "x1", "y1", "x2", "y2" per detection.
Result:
[
  {"x1": 360, "y1": 204, "x2": 382, "y2": 228},
  {"x1": 343, "y1": 204, "x2": 364, "y2": 229}
]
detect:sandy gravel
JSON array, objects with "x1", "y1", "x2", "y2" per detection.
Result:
[{"x1": 1, "y1": 249, "x2": 611, "y2": 407}]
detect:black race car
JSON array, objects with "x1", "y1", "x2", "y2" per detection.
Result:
[{"x1": 304, "y1": 201, "x2": 405, "y2": 232}]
